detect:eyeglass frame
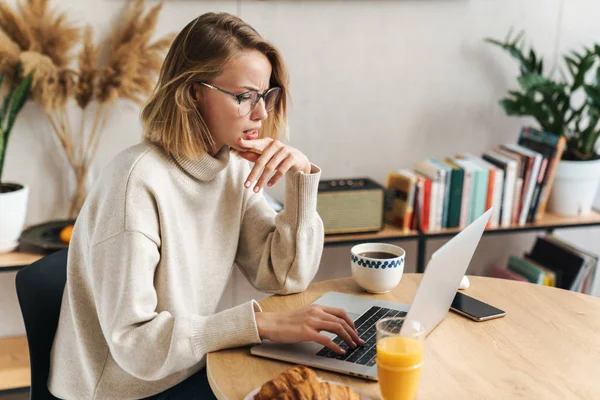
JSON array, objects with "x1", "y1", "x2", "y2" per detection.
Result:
[{"x1": 198, "y1": 82, "x2": 281, "y2": 115}]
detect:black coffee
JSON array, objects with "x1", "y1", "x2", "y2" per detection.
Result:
[{"x1": 358, "y1": 251, "x2": 397, "y2": 259}]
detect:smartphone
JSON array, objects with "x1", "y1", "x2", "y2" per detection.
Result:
[{"x1": 450, "y1": 292, "x2": 506, "y2": 321}]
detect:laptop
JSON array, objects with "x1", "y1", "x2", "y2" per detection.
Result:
[{"x1": 250, "y1": 208, "x2": 492, "y2": 380}]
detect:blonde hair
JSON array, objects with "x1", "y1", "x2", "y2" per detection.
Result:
[{"x1": 141, "y1": 12, "x2": 289, "y2": 158}]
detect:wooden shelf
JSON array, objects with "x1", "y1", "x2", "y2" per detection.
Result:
[
  {"x1": 0, "y1": 249, "x2": 44, "y2": 272},
  {"x1": 324, "y1": 224, "x2": 419, "y2": 246},
  {"x1": 3, "y1": 210, "x2": 600, "y2": 268},
  {"x1": 0, "y1": 335, "x2": 30, "y2": 391},
  {"x1": 424, "y1": 210, "x2": 600, "y2": 237},
  {"x1": 324, "y1": 210, "x2": 600, "y2": 249}
]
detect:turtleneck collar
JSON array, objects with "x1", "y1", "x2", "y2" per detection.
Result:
[{"x1": 173, "y1": 146, "x2": 230, "y2": 181}]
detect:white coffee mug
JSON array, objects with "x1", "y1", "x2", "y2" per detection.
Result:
[{"x1": 350, "y1": 243, "x2": 405, "y2": 294}]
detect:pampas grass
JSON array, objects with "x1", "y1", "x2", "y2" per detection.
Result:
[{"x1": 0, "y1": 0, "x2": 173, "y2": 218}]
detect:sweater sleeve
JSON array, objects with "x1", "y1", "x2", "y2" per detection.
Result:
[
  {"x1": 90, "y1": 231, "x2": 262, "y2": 381},
  {"x1": 235, "y1": 165, "x2": 325, "y2": 294}
]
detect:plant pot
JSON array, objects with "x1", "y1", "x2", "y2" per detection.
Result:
[
  {"x1": 0, "y1": 182, "x2": 29, "y2": 253},
  {"x1": 548, "y1": 158, "x2": 600, "y2": 216}
]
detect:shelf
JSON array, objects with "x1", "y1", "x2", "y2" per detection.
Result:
[
  {"x1": 0, "y1": 249, "x2": 44, "y2": 272},
  {"x1": 3, "y1": 210, "x2": 600, "y2": 267},
  {"x1": 324, "y1": 210, "x2": 600, "y2": 247},
  {"x1": 0, "y1": 335, "x2": 29, "y2": 391},
  {"x1": 424, "y1": 210, "x2": 600, "y2": 238},
  {"x1": 324, "y1": 225, "x2": 419, "y2": 246}
]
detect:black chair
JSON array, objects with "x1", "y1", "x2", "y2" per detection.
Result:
[{"x1": 15, "y1": 249, "x2": 68, "y2": 400}]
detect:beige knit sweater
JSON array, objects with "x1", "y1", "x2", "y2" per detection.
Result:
[{"x1": 48, "y1": 142, "x2": 324, "y2": 399}]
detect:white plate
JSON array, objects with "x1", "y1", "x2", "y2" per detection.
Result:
[{"x1": 243, "y1": 379, "x2": 372, "y2": 400}]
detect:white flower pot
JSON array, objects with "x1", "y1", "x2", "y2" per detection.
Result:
[
  {"x1": 0, "y1": 183, "x2": 29, "y2": 253},
  {"x1": 548, "y1": 159, "x2": 600, "y2": 216}
]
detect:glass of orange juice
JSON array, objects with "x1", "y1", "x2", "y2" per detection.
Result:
[{"x1": 376, "y1": 317, "x2": 425, "y2": 400}]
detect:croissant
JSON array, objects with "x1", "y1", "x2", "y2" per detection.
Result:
[
  {"x1": 275, "y1": 379, "x2": 362, "y2": 400},
  {"x1": 254, "y1": 366, "x2": 319, "y2": 400}
]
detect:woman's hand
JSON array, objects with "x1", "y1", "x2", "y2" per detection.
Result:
[
  {"x1": 255, "y1": 304, "x2": 365, "y2": 355},
  {"x1": 237, "y1": 137, "x2": 312, "y2": 192}
]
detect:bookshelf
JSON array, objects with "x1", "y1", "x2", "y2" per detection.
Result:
[
  {"x1": 2, "y1": 210, "x2": 600, "y2": 273},
  {"x1": 324, "y1": 225, "x2": 419, "y2": 246},
  {"x1": 323, "y1": 209, "x2": 600, "y2": 273}
]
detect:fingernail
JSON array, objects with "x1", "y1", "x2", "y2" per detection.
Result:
[
  {"x1": 340, "y1": 349, "x2": 346, "y2": 354},
  {"x1": 254, "y1": 186, "x2": 260, "y2": 193},
  {"x1": 245, "y1": 181, "x2": 251, "y2": 188},
  {"x1": 359, "y1": 339, "x2": 366, "y2": 345},
  {"x1": 351, "y1": 341, "x2": 357, "y2": 348},
  {"x1": 267, "y1": 182, "x2": 272, "y2": 187}
]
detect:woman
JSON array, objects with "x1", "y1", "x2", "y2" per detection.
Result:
[{"x1": 48, "y1": 12, "x2": 362, "y2": 400}]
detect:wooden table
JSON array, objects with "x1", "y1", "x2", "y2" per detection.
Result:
[{"x1": 206, "y1": 274, "x2": 600, "y2": 399}]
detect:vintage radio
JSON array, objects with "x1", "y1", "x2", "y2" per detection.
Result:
[{"x1": 317, "y1": 178, "x2": 384, "y2": 234}]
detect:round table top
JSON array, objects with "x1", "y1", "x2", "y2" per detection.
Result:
[{"x1": 206, "y1": 274, "x2": 600, "y2": 399}]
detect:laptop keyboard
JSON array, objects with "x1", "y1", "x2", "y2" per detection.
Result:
[{"x1": 315, "y1": 306, "x2": 406, "y2": 367}]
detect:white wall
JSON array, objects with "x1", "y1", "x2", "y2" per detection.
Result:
[{"x1": 2, "y1": 0, "x2": 600, "y2": 336}]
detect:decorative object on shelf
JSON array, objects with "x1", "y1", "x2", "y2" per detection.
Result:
[
  {"x1": 317, "y1": 178, "x2": 384, "y2": 234},
  {"x1": 486, "y1": 30, "x2": 600, "y2": 216},
  {"x1": 19, "y1": 219, "x2": 75, "y2": 252},
  {"x1": 0, "y1": 0, "x2": 174, "y2": 219},
  {"x1": 0, "y1": 62, "x2": 32, "y2": 253}
]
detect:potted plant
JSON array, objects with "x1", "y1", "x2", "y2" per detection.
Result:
[
  {"x1": 0, "y1": 0, "x2": 173, "y2": 219},
  {"x1": 0, "y1": 62, "x2": 32, "y2": 252},
  {"x1": 486, "y1": 31, "x2": 600, "y2": 216}
]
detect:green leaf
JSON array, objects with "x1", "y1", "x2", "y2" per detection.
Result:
[
  {"x1": 504, "y1": 27, "x2": 514, "y2": 43},
  {"x1": 530, "y1": 49, "x2": 537, "y2": 68},
  {"x1": 4, "y1": 74, "x2": 32, "y2": 135},
  {"x1": 571, "y1": 50, "x2": 584, "y2": 61},
  {"x1": 571, "y1": 55, "x2": 595, "y2": 91},
  {"x1": 564, "y1": 56, "x2": 578, "y2": 76},
  {"x1": 485, "y1": 35, "x2": 528, "y2": 66},
  {"x1": 484, "y1": 38, "x2": 504, "y2": 47},
  {"x1": 499, "y1": 98, "x2": 524, "y2": 115},
  {"x1": 517, "y1": 73, "x2": 548, "y2": 90},
  {"x1": 0, "y1": 62, "x2": 21, "y2": 129},
  {"x1": 512, "y1": 30, "x2": 525, "y2": 47}
]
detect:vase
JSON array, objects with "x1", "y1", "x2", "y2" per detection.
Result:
[
  {"x1": 0, "y1": 182, "x2": 29, "y2": 252},
  {"x1": 548, "y1": 158, "x2": 600, "y2": 216}
]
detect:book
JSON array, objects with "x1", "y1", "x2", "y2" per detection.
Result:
[
  {"x1": 384, "y1": 169, "x2": 417, "y2": 230},
  {"x1": 460, "y1": 154, "x2": 504, "y2": 228},
  {"x1": 482, "y1": 151, "x2": 517, "y2": 228},
  {"x1": 507, "y1": 255, "x2": 546, "y2": 284},
  {"x1": 453, "y1": 158, "x2": 488, "y2": 224},
  {"x1": 523, "y1": 256, "x2": 556, "y2": 286},
  {"x1": 414, "y1": 161, "x2": 445, "y2": 231},
  {"x1": 516, "y1": 138, "x2": 551, "y2": 223},
  {"x1": 427, "y1": 159, "x2": 453, "y2": 228},
  {"x1": 410, "y1": 177, "x2": 422, "y2": 231},
  {"x1": 501, "y1": 144, "x2": 543, "y2": 225},
  {"x1": 489, "y1": 265, "x2": 529, "y2": 282},
  {"x1": 447, "y1": 158, "x2": 472, "y2": 228},
  {"x1": 543, "y1": 235, "x2": 599, "y2": 294},
  {"x1": 517, "y1": 127, "x2": 567, "y2": 221},
  {"x1": 414, "y1": 174, "x2": 431, "y2": 232},
  {"x1": 495, "y1": 147, "x2": 525, "y2": 225},
  {"x1": 442, "y1": 159, "x2": 465, "y2": 229},
  {"x1": 527, "y1": 236, "x2": 587, "y2": 290}
]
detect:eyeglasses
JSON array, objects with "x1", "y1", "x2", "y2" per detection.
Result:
[{"x1": 198, "y1": 82, "x2": 282, "y2": 117}]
